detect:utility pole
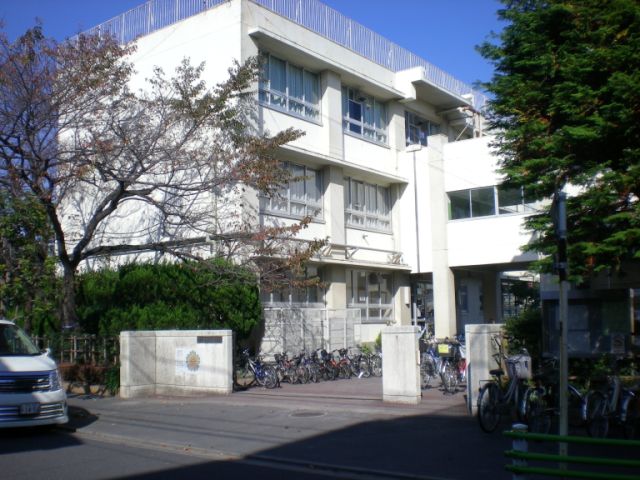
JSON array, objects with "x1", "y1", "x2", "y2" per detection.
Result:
[{"x1": 552, "y1": 189, "x2": 569, "y2": 461}]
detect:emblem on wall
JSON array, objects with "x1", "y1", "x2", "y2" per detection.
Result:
[{"x1": 185, "y1": 350, "x2": 201, "y2": 372}]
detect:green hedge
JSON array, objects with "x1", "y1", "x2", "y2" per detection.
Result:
[{"x1": 76, "y1": 260, "x2": 261, "y2": 339}]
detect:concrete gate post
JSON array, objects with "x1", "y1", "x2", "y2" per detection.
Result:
[
  {"x1": 465, "y1": 323, "x2": 504, "y2": 414},
  {"x1": 382, "y1": 326, "x2": 421, "y2": 405}
]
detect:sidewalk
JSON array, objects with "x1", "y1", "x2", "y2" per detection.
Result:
[{"x1": 66, "y1": 377, "x2": 512, "y2": 479}]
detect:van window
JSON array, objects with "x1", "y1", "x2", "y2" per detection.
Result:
[{"x1": 0, "y1": 324, "x2": 40, "y2": 355}]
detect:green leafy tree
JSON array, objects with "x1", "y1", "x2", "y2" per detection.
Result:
[
  {"x1": 0, "y1": 191, "x2": 59, "y2": 333},
  {"x1": 0, "y1": 26, "x2": 322, "y2": 329},
  {"x1": 479, "y1": 0, "x2": 640, "y2": 280}
]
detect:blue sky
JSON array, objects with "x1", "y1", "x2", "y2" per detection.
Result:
[{"x1": 0, "y1": 1, "x2": 504, "y2": 91}]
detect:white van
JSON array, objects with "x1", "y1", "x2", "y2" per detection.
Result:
[{"x1": 0, "y1": 319, "x2": 68, "y2": 428}]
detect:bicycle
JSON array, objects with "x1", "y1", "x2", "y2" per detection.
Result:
[
  {"x1": 477, "y1": 335, "x2": 530, "y2": 433},
  {"x1": 233, "y1": 348, "x2": 279, "y2": 390},
  {"x1": 522, "y1": 357, "x2": 587, "y2": 434},
  {"x1": 437, "y1": 337, "x2": 466, "y2": 394},
  {"x1": 585, "y1": 375, "x2": 639, "y2": 439}
]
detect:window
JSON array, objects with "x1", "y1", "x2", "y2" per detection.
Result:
[
  {"x1": 448, "y1": 186, "x2": 539, "y2": 220},
  {"x1": 342, "y1": 87, "x2": 387, "y2": 144},
  {"x1": 448, "y1": 187, "x2": 494, "y2": 219},
  {"x1": 261, "y1": 266, "x2": 324, "y2": 306},
  {"x1": 344, "y1": 177, "x2": 391, "y2": 231},
  {"x1": 259, "y1": 53, "x2": 320, "y2": 121},
  {"x1": 405, "y1": 111, "x2": 440, "y2": 146},
  {"x1": 498, "y1": 186, "x2": 537, "y2": 214},
  {"x1": 346, "y1": 270, "x2": 393, "y2": 323},
  {"x1": 261, "y1": 163, "x2": 323, "y2": 219}
]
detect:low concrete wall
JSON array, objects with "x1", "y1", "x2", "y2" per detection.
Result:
[
  {"x1": 382, "y1": 326, "x2": 421, "y2": 405},
  {"x1": 465, "y1": 323, "x2": 504, "y2": 414},
  {"x1": 120, "y1": 330, "x2": 234, "y2": 399}
]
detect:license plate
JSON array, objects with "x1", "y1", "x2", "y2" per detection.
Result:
[{"x1": 19, "y1": 403, "x2": 41, "y2": 415}]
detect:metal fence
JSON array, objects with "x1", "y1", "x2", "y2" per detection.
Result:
[
  {"x1": 83, "y1": 0, "x2": 229, "y2": 44},
  {"x1": 261, "y1": 307, "x2": 362, "y2": 356},
  {"x1": 82, "y1": 0, "x2": 486, "y2": 110},
  {"x1": 32, "y1": 335, "x2": 120, "y2": 366}
]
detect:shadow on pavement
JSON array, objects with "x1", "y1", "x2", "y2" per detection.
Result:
[
  {"x1": 0, "y1": 424, "x2": 84, "y2": 454},
  {"x1": 110, "y1": 412, "x2": 511, "y2": 480}
]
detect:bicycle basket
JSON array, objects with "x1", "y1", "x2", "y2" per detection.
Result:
[
  {"x1": 507, "y1": 353, "x2": 532, "y2": 380},
  {"x1": 437, "y1": 343, "x2": 454, "y2": 357}
]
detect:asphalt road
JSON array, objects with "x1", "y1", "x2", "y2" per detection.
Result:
[{"x1": 0, "y1": 378, "x2": 513, "y2": 480}]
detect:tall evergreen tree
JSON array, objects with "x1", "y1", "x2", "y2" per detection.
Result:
[{"x1": 479, "y1": 0, "x2": 640, "y2": 281}]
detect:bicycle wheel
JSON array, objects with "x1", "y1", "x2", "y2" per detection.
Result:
[
  {"x1": 524, "y1": 387, "x2": 551, "y2": 434},
  {"x1": 420, "y1": 356, "x2": 435, "y2": 389},
  {"x1": 233, "y1": 365, "x2": 253, "y2": 389},
  {"x1": 622, "y1": 393, "x2": 639, "y2": 440},
  {"x1": 586, "y1": 391, "x2": 609, "y2": 438},
  {"x1": 477, "y1": 382, "x2": 502, "y2": 433},
  {"x1": 371, "y1": 355, "x2": 382, "y2": 377},
  {"x1": 297, "y1": 365, "x2": 310, "y2": 384},
  {"x1": 262, "y1": 366, "x2": 279, "y2": 389},
  {"x1": 441, "y1": 362, "x2": 458, "y2": 394},
  {"x1": 358, "y1": 359, "x2": 371, "y2": 378},
  {"x1": 568, "y1": 386, "x2": 586, "y2": 428}
]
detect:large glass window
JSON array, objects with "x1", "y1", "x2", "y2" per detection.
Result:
[
  {"x1": 448, "y1": 185, "x2": 539, "y2": 220},
  {"x1": 344, "y1": 177, "x2": 391, "y2": 231},
  {"x1": 405, "y1": 111, "x2": 440, "y2": 146},
  {"x1": 498, "y1": 186, "x2": 537, "y2": 214},
  {"x1": 259, "y1": 53, "x2": 320, "y2": 121},
  {"x1": 342, "y1": 87, "x2": 387, "y2": 144},
  {"x1": 471, "y1": 188, "x2": 496, "y2": 217},
  {"x1": 346, "y1": 270, "x2": 393, "y2": 323},
  {"x1": 261, "y1": 266, "x2": 324, "y2": 306},
  {"x1": 261, "y1": 163, "x2": 323, "y2": 219}
]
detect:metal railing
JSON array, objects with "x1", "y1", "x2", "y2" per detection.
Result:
[
  {"x1": 82, "y1": 0, "x2": 487, "y2": 110},
  {"x1": 505, "y1": 426, "x2": 640, "y2": 480},
  {"x1": 83, "y1": 0, "x2": 229, "y2": 45}
]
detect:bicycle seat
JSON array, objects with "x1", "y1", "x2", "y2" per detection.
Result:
[{"x1": 490, "y1": 368, "x2": 505, "y2": 378}]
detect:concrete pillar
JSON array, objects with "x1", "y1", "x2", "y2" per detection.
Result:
[
  {"x1": 465, "y1": 323, "x2": 504, "y2": 414},
  {"x1": 323, "y1": 165, "x2": 345, "y2": 247},
  {"x1": 382, "y1": 326, "x2": 421, "y2": 404},
  {"x1": 427, "y1": 134, "x2": 457, "y2": 338},
  {"x1": 481, "y1": 270, "x2": 502, "y2": 324},
  {"x1": 324, "y1": 264, "x2": 346, "y2": 310},
  {"x1": 321, "y1": 70, "x2": 343, "y2": 161},
  {"x1": 394, "y1": 272, "x2": 412, "y2": 326}
]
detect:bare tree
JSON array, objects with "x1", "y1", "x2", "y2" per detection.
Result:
[{"x1": 0, "y1": 27, "x2": 322, "y2": 329}]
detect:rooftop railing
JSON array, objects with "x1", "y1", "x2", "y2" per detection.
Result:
[{"x1": 84, "y1": 0, "x2": 487, "y2": 110}]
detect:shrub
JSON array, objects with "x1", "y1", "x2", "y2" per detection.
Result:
[
  {"x1": 76, "y1": 260, "x2": 262, "y2": 340},
  {"x1": 504, "y1": 307, "x2": 542, "y2": 360}
]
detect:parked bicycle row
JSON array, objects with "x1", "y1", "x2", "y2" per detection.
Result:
[
  {"x1": 233, "y1": 347, "x2": 383, "y2": 390},
  {"x1": 476, "y1": 333, "x2": 640, "y2": 439},
  {"x1": 419, "y1": 332, "x2": 467, "y2": 394}
]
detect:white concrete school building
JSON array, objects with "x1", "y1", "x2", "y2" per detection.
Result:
[{"x1": 82, "y1": 0, "x2": 541, "y2": 344}]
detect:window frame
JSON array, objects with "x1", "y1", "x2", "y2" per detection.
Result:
[
  {"x1": 448, "y1": 185, "x2": 539, "y2": 221},
  {"x1": 346, "y1": 269, "x2": 394, "y2": 324},
  {"x1": 405, "y1": 111, "x2": 440, "y2": 146},
  {"x1": 260, "y1": 162, "x2": 323, "y2": 220},
  {"x1": 259, "y1": 53, "x2": 321, "y2": 123},
  {"x1": 261, "y1": 265, "x2": 324, "y2": 307},
  {"x1": 342, "y1": 86, "x2": 388, "y2": 145},
  {"x1": 344, "y1": 177, "x2": 392, "y2": 232}
]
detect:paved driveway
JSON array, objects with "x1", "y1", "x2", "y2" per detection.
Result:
[{"x1": 59, "y1": 377, "x2": 514, "y2": 479}]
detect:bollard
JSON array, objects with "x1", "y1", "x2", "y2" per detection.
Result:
[{"x1": 511, "y1": 423, "x2": 528, "y2": 480}]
